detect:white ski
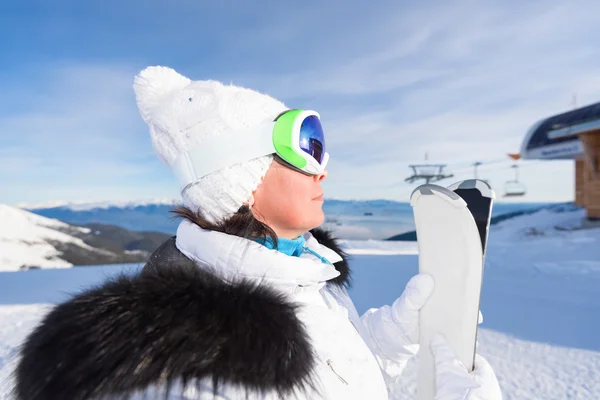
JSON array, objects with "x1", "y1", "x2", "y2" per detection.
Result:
[{"x1": 411, "y1": 179, "x2": 494, "y2": 400}]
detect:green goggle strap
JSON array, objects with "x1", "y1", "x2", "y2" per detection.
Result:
[
  {"x1": 172, "y1": 110, "x2": 314, "y2": 192},
  {"x1": 272, "y1": 109, "x2": 308, "y2": 170}
]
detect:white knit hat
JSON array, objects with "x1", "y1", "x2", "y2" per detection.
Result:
[{"x1": 133, "y1": 66, "x2": 288, "y2": 223}]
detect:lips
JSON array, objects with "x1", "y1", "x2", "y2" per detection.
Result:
[{"x1": 313, "y1": 193, "x2": 324, "y2": 201}]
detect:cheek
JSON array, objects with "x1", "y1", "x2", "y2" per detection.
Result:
[
  {"x1": 278, "y1": 175, "x2": 313, "y2": 207},
  {"x1": 277, "y1": 179, "x2": 324, "y2": 226},
  {"x1": 253, "y1": 165, "x2": 324, "y2": 229},
  {"x1": 254, "y1": 173, "x2": 298, "y2": 218},
  {"x1": 269, "y1": 175, "x2": 307, "y2": 214}
]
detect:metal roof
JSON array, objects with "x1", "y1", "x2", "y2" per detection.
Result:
[{"x1": 520, "y1": 101, "x2": 600, "y2": 160}]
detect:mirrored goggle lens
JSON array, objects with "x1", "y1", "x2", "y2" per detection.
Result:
[{"x1": 298, "y1": 115, "x2": 326, "y2": 164}]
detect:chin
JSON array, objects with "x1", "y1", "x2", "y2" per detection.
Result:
[{"x1": 308, "y1": 210, "x2": 325, "y2": 230}]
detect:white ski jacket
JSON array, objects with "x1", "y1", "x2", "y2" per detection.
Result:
[
  {"x1": 170, "y1": 220, "x2": 410, "y2": 399},
  {"x1": 14, "y1": 221, "x2": 501, "y2": 400}
]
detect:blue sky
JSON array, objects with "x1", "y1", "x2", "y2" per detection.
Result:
[{"x1": 1, "y1": 0, "x2": 599, "y2": 206}]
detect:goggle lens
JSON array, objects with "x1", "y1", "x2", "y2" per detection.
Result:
[{"x1": 298, "y1": 115, "x2": 326, "y2": 165}]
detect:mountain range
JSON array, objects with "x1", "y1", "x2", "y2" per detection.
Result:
[
  {"x1": 0, "y1": 204, "x2": 170, "y2": 272},
  {"x1": 22, "y1": 198, "x2": 419, "y2": 235},
  {"x1": 22, "y1": 198, "x2": 551, "y2": 238},
  {"x1": 1, "y1": 198, "x2": 558, "y2": 271},
  {"x1": 21, "y1": 199, "x2": 181, "y2": 235}
]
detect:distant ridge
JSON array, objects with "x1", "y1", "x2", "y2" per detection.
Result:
[
  {"x1": 19, "y1": 198, "x2": 179, "y2": 211},
  {"x1": 386, "y1": 202, "x2": 578, "y2": 241}
]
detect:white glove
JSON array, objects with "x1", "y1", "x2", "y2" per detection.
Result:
[
  {"x1": 361, "y1": 274, "x2": 482, "y2": 369},
  {"x1": 430, "y1": 334, "x2": 502, "y2": 400},
  {"x1": 360, "y1": 273, "x2": 434, "y2": 370},
  {"x1": 389, "y1": 275, "x2": 483, "y2": 356},
  {"x1": 390, "y1": 273, "x2": 435, "y2": 356}
]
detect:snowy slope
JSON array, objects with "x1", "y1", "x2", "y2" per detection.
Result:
[
  {"x1": 392, "y1": 329, "x2": 600, "y2": 399},
  {"x1": 1, "y1": 206, "x2": 599, "y2": 399},
  {"x1": 0, "y1": 305, "x2": 53, "y2": 397},
  {"x1": 0, "y1": 205, "x2": 172, "y2": 272},
  {"x1": 0, "y1": 204, "x2": 99, "y2": 271}
]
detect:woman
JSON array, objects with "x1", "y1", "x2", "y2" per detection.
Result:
[{"x1": 14, "y1": 66, "x2": 502, "y2": 399}]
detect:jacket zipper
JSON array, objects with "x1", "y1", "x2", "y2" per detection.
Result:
[
  {"x1": 327, "y1": 359, "x2": 348, "y2": 385},
  {"x1": 318, "y1": 277, "x2": 362, "y2": 339},
  {"x1": 318, "y1": 288, "x2": 351, "y2": 386},
  {"x1": 305, "y1": 247, "x2": 351, "y2": 387}
]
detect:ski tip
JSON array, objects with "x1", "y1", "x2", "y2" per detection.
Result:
[
  {"x1": 447, "y1": 179, "x2": 496, "y2": 200},
  {"x1": 410, "y1": 184, "x2": 467, "y2": 208}
]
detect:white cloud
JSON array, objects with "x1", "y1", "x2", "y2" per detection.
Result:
[
  {"x1": 239, "y1": 0, "x2": 598, "y2": 203},
  {"x1": 0, "y1": 62, "x2": 175, "y2": 204},
  {"x1": 3, "y1": 0, "x2": 598, "y2": 204}
]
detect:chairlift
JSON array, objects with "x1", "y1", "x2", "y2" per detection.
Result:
[
  {"x1": 405, "y1": 164, "x2": 454, "y2": 184},
  {"x1": 503, "y1": 165, "x2": 526, "y2": 197}
]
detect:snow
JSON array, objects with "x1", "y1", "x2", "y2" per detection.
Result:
[
  {"x1": 395, "y1": 330, "x2": 600, "y2": 400},
  {"x1": 338, "y1": 239, "x2": 418, "y2": 255},
  {"x1": 491, "y1": 206, "x2": 588, "y2": 239},
  {"x1": 124, "y1": 249, "x2": 149, "y2": 256},
  {"x1": 1, "y1": 206, "x2": 599, "y2": 399},
  {"x1": 0, "y1": 204, "x2": 98, "y2": 271},
  {"x1": 0, "y1": 305, "x2": 53, "y2": 398}
]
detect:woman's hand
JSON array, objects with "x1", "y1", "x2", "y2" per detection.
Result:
[
  {"x1": 391, "y1": 274, "x2": 484, "y2": 356},
  {"x1": 389, "y1": 274, "x2": 435, "y2": 356},
  {"x1": 430, "y1": 334, "x2": 502, "y2": 400}
]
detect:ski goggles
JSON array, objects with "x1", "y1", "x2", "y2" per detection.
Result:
[{"x1": 172, "y1": 109, "x2": 329, "y2": 191}]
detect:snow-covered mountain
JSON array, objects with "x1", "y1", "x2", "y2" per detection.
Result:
[
  {"x1": 21, "y1": 198, "x2": 551, "y2": 240},
  {"x1": 22, "y1": 200, "x2": 182, "y2": 235},
  {"x1": 17, "y1": 197, "x2": 179, "y2": 211},
  {"x1": 0, "y1": 204, "x2": 170, "y2": 272}
]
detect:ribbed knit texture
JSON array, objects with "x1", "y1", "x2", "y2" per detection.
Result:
[{"x1": 133, "y1": 66, "x2": 288, "y2": 222}]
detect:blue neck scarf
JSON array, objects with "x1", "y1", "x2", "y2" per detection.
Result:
[
  {"x1": 257, "y1": 236, "x2": 307, "y2": 257},
  {"x1": 256, "y1": 235, "x2": 333, "y2": 265}
]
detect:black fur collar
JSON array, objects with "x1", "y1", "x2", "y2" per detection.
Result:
[
  {"x1": 15, "y1": 227, "x2": 350, "y2": 400},
  {"x1": 309, "y1": 227, "x2": 352, "y2": 288}
]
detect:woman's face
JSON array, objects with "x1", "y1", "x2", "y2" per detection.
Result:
[{"x1": 251, "y1": 158, "x2": 328, "y2": 239}]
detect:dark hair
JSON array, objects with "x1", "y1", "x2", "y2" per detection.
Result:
[{"x1": 171, "y1": 204, "x2": 279, "y2": 247}]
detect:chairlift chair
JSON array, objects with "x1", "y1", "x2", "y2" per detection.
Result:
[
  {"x1": 503, "y1": 165, "x2": 526, "y2": 197},
  {"x1": 503, "y1": 181, "x2": 527, "y2": 197},
  {"x1": 405, "y1": 164, "x2": 454, "y2": 184}
]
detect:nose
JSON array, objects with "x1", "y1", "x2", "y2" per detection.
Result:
[{"x1": 314, "y1": 169, "x2": 328, "y2": 182}]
